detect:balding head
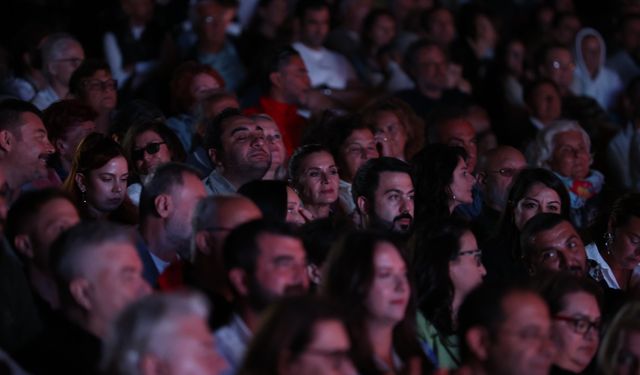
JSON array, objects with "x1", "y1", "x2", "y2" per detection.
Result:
[{"x1": 478, "y1": 146, "x2": 527, "y2": 212}]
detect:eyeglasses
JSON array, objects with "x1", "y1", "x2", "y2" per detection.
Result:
[
  {"x1": 304, "y1": 349, "x2": 352, "y2": 370},
  {"x1": 456, "y1": 249, "x2": 483, "y2": 267},
  {"x1": 550, "y1": 60, "x2": 575, "y2": 71},
  {"x1": 83, "y1": 79, "x2": 117, "y2": 92},
  {"x1": 489, "y1": 168, "x2": 520, "y2": 177},
  {"x1": 132, "y1": 142, "x2": 166, "y2": 161},
  {"x1": 554, "y1": 315, "x2": 600, "y2": 337}
]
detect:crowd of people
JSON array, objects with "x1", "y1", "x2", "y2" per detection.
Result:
[{"x1": 2, "y1": 0, "x2": 640, "y2": 374}]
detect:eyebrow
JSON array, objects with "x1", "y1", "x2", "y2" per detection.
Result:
[
  {"x1": 384, "y1": 188, "x2": 406, "y2": 195},
  {"x1": 230, "y1": 127, "x2": 250, "y2": 136}
]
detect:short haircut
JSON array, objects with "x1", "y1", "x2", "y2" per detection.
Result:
[
  {"x1": 101, "y1": 291, "x2": 210, "y2": 375},
  {"x1": 295, "y1": 0, "x2": 329, "y2": 20},
  {"x1": 42, "y1": 99, "x2": 97, "y2": 142},
  {"x1": 49, "y1": 221, "x2": 134, "y2": 305},
  {"x1": 68, "y1": 59, "x2": 111, "y2": 97},
  {"x1": 404, "y1": 39, "x2": 445, "y2": 78},
  {"x1": 263, "y1": 47, "x2": 302, "y2": 90},
  {"x1": 426, "y1": 106, "x2": 469, "y2": 144},
  {"x1": 5, "y1": 188, "x2": 74, "y2": 246},
  {"x1": 523, "y1": 78, "x2": 560, "y2": 109},
  {"x1": 138, "y1": 162, "x2": 201, "y2": 218},
  {"x1": 0, "y1": 98, "x2": 42, "y2": 134},
  {"x1": 534, "y1": 43, "x2": 570, "y2": 70},
  {"x1": 223, "y1": 219, "x2": 300, "y2": 276},
  {"x1": 39, "y1": 32, "x2": 80, "y2": 65},
  {"x1": 457, "y1": 282, "x2": 536, "y2": 361},
  {"x1": 520, "y1": 213, "x2": 571, "y2": 267},
  {"x1": 202, "y1": 107, "x2": 244, "y2": 152},
  {"x1": 351, "y1": 157, "x2": 412, "y2": 210}
]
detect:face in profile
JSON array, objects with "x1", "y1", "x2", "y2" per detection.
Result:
[
  {"x1": 439, "y1": 119, "x2": 478, "y2": 172},
  {"x1": 514, "y1": 183, "x2": 562, "y2": 230},
  {"x1": 449, "y1": 157, "x2": 475, "y2": 208},
  {"x1": 610, "y1": 216, "x2": 640, "y2": 270},
  {"x1": 283, "y1": 319, "x2": 357, "y2": 375},
  {"x1": 449, "y1": 230, "x2": 486, "y2": 299},
  {"x1": 551, "y1": 291, "x2": 600, "y2": 373},
  {"x1": 286, "y1": 186, "x2": 307, "y2": 226},
  {"x1": 255, "y1": 117, "x2": 286, "y2": 169},
  {"x1": 365, "y1": 241, "x2": 410, "y2": 325},
  {"x1": 133, "y1": 130, "x2": 172, "y2": 176},
  {"x1": 11, "y1": 112, "x2": 55, "y2": 186},
  {"x1": 296, "y1": 151, "x2": 339, "y2": 207},
  {"x1": 77, "y1": 155, "x2": 129, "y2": 215},
  {"x1": 485, "y1": 292, "x2": 554, "y2": 375}
]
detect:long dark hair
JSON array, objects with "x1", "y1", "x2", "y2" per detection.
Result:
[
  {"x1": 414, "y1": 219, "x2": 471, "y2": 336},
  {"x1": 322, "y1": 230, "x2": 430, "y2": 374}
]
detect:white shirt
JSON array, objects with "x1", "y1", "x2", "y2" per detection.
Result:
[
  {"x1": 586, "y1": 242, "x2": 640, "y2": 289},
  {"x1": 31, "y1": 86, "x2": 60, "y2": 110},
  {"x1": 292, "y1": 42, "x2": 356, "y2": 90}
]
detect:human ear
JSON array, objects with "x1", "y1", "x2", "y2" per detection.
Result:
[
  {"x1": 228, "y1": 268, "x2": 249, "y2": 296},
  {"x1": 466, "y1": 327, "x2": 490, "y2": 360},
  {"x1": 69, "y1": 278, "x2": 92, "y2": 311},
  {"x1": 75, "y1": 173, "x2": 87, "y2": 192},
  {"x1": 13, "y1": 234, "x2": 34, "y2": 259},
  {"x1": 154, "y1": 194, "x2": 172, "y2": 219}
]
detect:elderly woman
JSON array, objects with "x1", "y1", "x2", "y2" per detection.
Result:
[{"x1": 533, "y1": 120, "x2": 604, "y2": 229}]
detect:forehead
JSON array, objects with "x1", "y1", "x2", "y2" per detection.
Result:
[
  {"x1": 18, "y1": 112, "x2": 46, "y2": 133},
  {"x1": 257, "y1": 232, "x2": 305, "y2": 257},
  {"x1": 55, "y1": 40, "x2": 83, "y2": 56},
  {"x1": 373, "y1": 241, "x2": 404, "y2": 267},
  {"x1": 135, "y1": 129, "x2": 163, "y2": 143},
  {"x1": 345, "y1": 128, "x2": 374, "y2": 142},
  {"x1": 501, "y1": 292, "x2": 549, "y2": 327},
  {"x1": 546, "y1": 48, "x2": 572, "y2": 61},
  {"x1": 582, "y1": 35, "x2": 600, "y2": 47},
  {"x1": 36, "y1": 198, "x2": 79, "y2": 224},
  {"x1": 222, "y1": 116, "x2": 258, "y2": 134},
  {"x1": 440, "y1": 119, "x2": 475, "y2": 138},
  {"x1": 376, "y1": 171, "x2": 413, "y2": 192},
  {"x1": 87, "y1": 240, "x2": 138, "y2": 274},
  {"x1": 254, "y1": 117, "x2": 278, "y2": 131},
  {"x1": 312, "y1": 319, "x2": 350, "y2": 347},
  {"x1": 217, "y1": 199, "x2": 263, "y2": 227},
  {"x1": 417, "y1": 46, "x2": 445, "y2": 62},
  {"x1": 92, "y1": 156, "x2": 128, "y2": 174},
  {"x1": 553, "y1": 130, "x2": 586, "y2": 146},
  {"x1": 303, "y1": 7, "x2": 330, "y2": 21},
  {"x1": 533, "y1": 83, "x2": 559, "y2": 97},
  {"x1": 488, "y1": 148, "x2": 526, "y2": 168},
  {"x1": 85, "y1": 70, "x2": 111, "y2": 81},
  {"x1": 534, "y1": 221, "x2": 577, "y2": 246},
  {"x1": 301, "y1": 151, "x2": 334, "y2": 168}
]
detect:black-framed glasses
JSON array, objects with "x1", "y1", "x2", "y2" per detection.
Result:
[
  {"x1": 554, "y1": 315, "x2": 600, "y2": 336},
  {"x1": 489, "y1": 168, "x2": 520, "y2": 177},
  {"x1": 83, "y1": 79, "x2": 117, "y2": 92},
  {"x1": 456, "y1": 249, "x2": 483, "y2": 267},
  {"x1": 132, "y1": 142, "x2": 166, "y2": 161}
]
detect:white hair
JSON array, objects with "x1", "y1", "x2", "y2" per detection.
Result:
[
  {"x1": 532, "y1": 119, "x2": 592, "y2": 170},
  {"x1": 101, "y1": 291, "x2": 210, "y2": 375}
]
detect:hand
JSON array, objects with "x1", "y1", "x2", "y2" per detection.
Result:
[{"x1": 374, "y1": 133, "x2": 393, "y2": 157}]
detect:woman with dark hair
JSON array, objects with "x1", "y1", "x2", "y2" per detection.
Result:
[
  {"x1": 62, "y1": 132, "x2": 137, "y2": 224},
  {"x1": 361, "y1": 97, "x2": 425, "y2": 162},
  {"x1": 587, "y1": 193, "x2": 640, "y2": 292},
  {"x1": 306, "y1": 113, "x2": 379, "y2": 221},
  {"x1": 413, "y1": 144, "x2": 475, "y2": 230},
  {"x1": 238, "y1": 295, "x2": 357, "y2": 375},
  {"x1": 323, "y1": 231, "x2": 433, "y2": 374},
  {"x1": 238, "y1": 180, "x2": 310, "y2": 226},
  {"x1": 482, "y1": 167, "x2": 571, "y2": 284},
  {"x1": 289, "y1": 144, "x2": 340, "y2": 220},
  {"x1": 533, "y1": 272, "x2": 602, "y2": 374},
  {"x1": 121, "y1": 120, "x2": 186, "y2": 205},
  {"x1": 413, "y1": 219, "x2": 486, "y2": 369},
  {"x1": 167, "y1": 61, "x2": 225, "y2": 152}
]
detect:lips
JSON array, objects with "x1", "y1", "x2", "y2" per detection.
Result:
[{"x1": 249, "y1": 151, "x2": 269, "y2": 161}]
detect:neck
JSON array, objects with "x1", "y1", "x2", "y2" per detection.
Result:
[
  {"x1": 451, "y1": 292, "x2": 465, "y2": 326},
  {"x1": 270, "y1": 88, "x2": 291, "y2": 105},
  {"x1": 49, "y1": 79, "x2": 68, "y2": 100},
  {"x1": 84, "y1": 204, "x2": 110, "y2": 220},
  {"x1": 140, "y1": 220, "x2": 178, "y2": 262},
  {"x1": 239, "y1": 303, "x2": 261, "y2": 333},
  {"x1": 223, "y1": 169, "x2": 266, "y2": 190},
  {"x1": 448, "y1": 200, "x2": 458, "y2": 215},
  {"x1": 28, "y1": 265, "x2": 60, "y2": 309},
  {"x1": 307, "y1": 203, "x2": 331, "y2": 219},
  {"x1": 367, "y1": 320, "x2": 395, "y2": 370},
  {"x1": 418, "y1": 84, "x2": 443, "y2": 100}
]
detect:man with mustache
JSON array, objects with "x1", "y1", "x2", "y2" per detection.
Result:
[
  {"x1": 203, "y1": 108, "x2": 272, "y2": 196},
  {"x1": 0, "y1": 99, "x2": 55, "y2": 202},
  {"x1": 352, "y1": 157, "x2": 415, "y2": 236},
  {"x1": 215, "y1": 219, "x2": 308, "y2": 374}
]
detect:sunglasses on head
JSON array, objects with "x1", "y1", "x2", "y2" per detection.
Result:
[{"x1": 132, "y1": 142, "x2": 166, "y2": 161}]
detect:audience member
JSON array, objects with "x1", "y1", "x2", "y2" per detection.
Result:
[
  {"x1": 68, "y1": 60, "x2": 118, "y2": 134},
  {"x1": 250, "y1": 114, "x2": 287, "y2": 180},
  {"x1": 597, "y1": 302, "x2": 640, "y2": 375}
]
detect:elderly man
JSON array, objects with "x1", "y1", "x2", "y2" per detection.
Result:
[
  {"x1": 18, "y1": 221, "x2": 150, "y2": 374},
  {"x1": 0, "y1": 99, "x2": 55, "y2": 199},
  {"x1": 352, "y1": 157, "x2": 414, "y2": 236},
  {"x1": 102, "y1": 292, "x2": 228, "y2": 375},
  {"x1": 456, "y1": 283, "x2": 555, "y2": 375},
  {"x1": 215, "y1": 219, "x2": 308, "y2": 374},
  {"x1": 32, "y1": 33, "x2": 85, "y2": 110},
  {"x1": 203, "y1": 108, "x2": 271, "y2": 195},
  {"x1": 138, "y1": 162, "x2": 207, "y2": 287}
]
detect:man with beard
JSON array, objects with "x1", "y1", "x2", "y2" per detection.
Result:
[
  {"x1": 137, "y1": 162, "x2": 207, "y2": 287},
  {"x1": 0, "y1": 99, "x2": 55, "y2": 202},
  {"x1": 215, "y1": 219, "x2": 308, "y2": 373},
  {"x1": 203, "y1": 108, "x2": 272, "y2": 196},
  {"x1": 352, "y1": 157, "x2": 415, "y2": 236}
]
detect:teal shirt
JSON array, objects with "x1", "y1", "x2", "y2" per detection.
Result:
[{"x1": 417, "y1": 311, "x2": 461, "y2": 369}]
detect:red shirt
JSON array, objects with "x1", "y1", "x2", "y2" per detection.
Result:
[{"x1": 245, "y1": 96, "x2": 307, "y2": 155}]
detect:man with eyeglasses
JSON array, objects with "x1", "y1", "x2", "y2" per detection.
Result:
[
  {"x1": 69, "y1": 60, "x2": 117, "y2": 134},
  {"x1": 202, "y1": 108, "x2": 271, "y2": 196},
  {"x1": 32, "y1": 33, "x2": 85, "y2": 110},
  {"x1": 474, "y1": 146, "x2": 527, "y2": 243},
  {"x1": 456, "y1": 283, "x2": 555, "y2": 375}
]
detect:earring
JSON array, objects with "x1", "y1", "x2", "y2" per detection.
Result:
[
  {"x1": 80, "y1": 188, "x2": 87, "y2": 205},
  {"x1": 452, "y1": 193, "x2": 456, "y2": 201},
  {"x1": 604, "y1": 232, "x2": 614, "y2": 255}
]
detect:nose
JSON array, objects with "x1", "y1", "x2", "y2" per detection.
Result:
[
  {"x1": 43, "y1": 138, "x2": 55, "y2": 154},
  {"x1": 394, "y1": 273, "x2": 408, "y2": 291},
  {"x1": 113, "y1": 180, "x2": 124, "y2": 193},
  {"x1": 251, "y1": 133, "x2": 265, "y2": 147},
  {"x1": 480, "y1": 263, "x2": 487, "y2": 277}
]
